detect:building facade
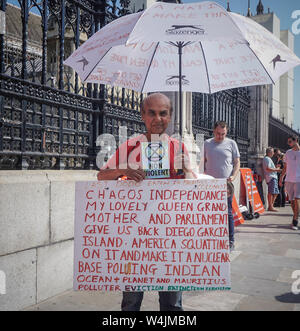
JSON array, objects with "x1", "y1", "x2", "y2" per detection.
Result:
[{"x1": 246, "y1": 0, "x2": 299, "y2": 175}]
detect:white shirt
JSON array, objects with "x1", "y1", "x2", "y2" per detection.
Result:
[
  {"x1": 283, "y1": 149, "x2": 300, "y2": 183},
  {"x1": 195, "y1": 173, "x2": 214, "y2": 180}
]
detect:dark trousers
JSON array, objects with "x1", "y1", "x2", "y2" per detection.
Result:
[
  {"x1": 121, "y1": 291, "x2": 183, "y2": 311},
  {"x1": 228, "y1": 195, "x2": 234, "y2": 243},
  {"x1": 274, "y1": 183, "x2": 286, "y2": 207}
]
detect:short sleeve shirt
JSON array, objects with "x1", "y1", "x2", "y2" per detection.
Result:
[
  {"x1": 204, "y1": 138, "x2": 240, "y2": 179},
  {"x1": 101, "y1": 134, "x2": 191, "y2": 180},
  {"x1": 262, "y1": 156, "x2": 277, "y2": 183},
  {"x1": 283, "y1": 149, "x2": 300, "y2": 183}
]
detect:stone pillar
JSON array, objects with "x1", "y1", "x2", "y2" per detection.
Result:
[
  {"x1": 129, "y1": 0, "x2": 156, "y2": 12},
  {"x1": 280, "y1": 30, "x2": 295, "y2": 128},
  {"x1": 247, "y1": 84, "x2": 270, "y2": 206},
  {"x1": 0, "y1": 10, "x2": 5, "y2": 35},
  {"x1": 165, "y1": 92, "x2": 200, "y2": 173}
]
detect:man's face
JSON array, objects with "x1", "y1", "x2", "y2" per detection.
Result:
[
  {"x1": 213, "y1": 126, "x2": 227, "y2": 143},
  {"x1": 288, "y1": 138, "x2": 297, "y2": 148},
  {"x1": 268, "y1": 149, "x2": 274, "y2": 158},
  {"x1": 141, "y1": 97, "x2": 171, "y2": 137}
]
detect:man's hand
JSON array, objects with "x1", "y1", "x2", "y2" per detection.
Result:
[
  {"x1": 122, "y1": 168, "x2": 146, "y2": 182},
  {"x1": 227, "y1": 176, "x2": 235, "y2": 183},
  {"x1": 97, "y1": 168, "x2": 146, "y2": 182}
]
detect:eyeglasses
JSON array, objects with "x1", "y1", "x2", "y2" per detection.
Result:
[{"x1": 287, "y1": 140, "x2": 293, "y2": 144}]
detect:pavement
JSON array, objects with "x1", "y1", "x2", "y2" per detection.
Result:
[{"x1": 25, "y1": 205, "x2": 300, "y2": 311}]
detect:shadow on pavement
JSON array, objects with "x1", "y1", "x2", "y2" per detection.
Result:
[
  {"x1": 262, "y1": 213, "x2": 293, "y2": 217},
  {"x1": 275, "y1": 293, "x2": 300, "y2": 304}
]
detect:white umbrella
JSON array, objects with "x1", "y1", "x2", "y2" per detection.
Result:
[{"x1": 64, "y1": 1, "x2": 300, "y2": 133}]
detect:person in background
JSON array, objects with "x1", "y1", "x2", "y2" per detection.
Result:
[
  {"x1": 204, "y1": 121, "x2": 240, "y2": 252},
  {"x1": 279, "y1": 135, "x2": 300, "y2": 230},
  {"x1": 272, "y1": 148, "x2": 281, "y2": 166},
  {"x1": 274, "y1": 153, "x2": 286, "y2": 208},
  {"x1": 262, "y1": 147, "x2": 281, "y2": 212},
  {"x1": 253, "y1": 168, "x2": 265, "y2": 206}
]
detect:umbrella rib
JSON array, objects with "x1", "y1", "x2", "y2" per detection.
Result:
[
  {"x1": 247, "y1": 44, "x2": 275, "y2": 85},
  {"x1": 199, "y1": 42, "x2": 211, "y2": 94},
  {"x1": 82, "y1": 47, "x2": 112, "y2": 82},
  {"x1": 141, "y1": 42, "x2": 159, "y2": 93}
]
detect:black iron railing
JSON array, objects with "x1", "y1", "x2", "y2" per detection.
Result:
[
  {"x1": 192, "y1": 88, "x2": 250, "y2": 167},
  {"x1": 0, "y1": 0, "x2": 147, "y2": 170},
  {"x1": 269, "y1": 115, "x2": 300, "y2": 152}
]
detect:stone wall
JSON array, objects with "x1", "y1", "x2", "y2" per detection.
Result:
[{"x1": 0, "y1": 170, "x2": 97, "y2": 311}]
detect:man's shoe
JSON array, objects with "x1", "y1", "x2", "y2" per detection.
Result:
[
  {"x1": 229, "y1": 241, "x2": 235, "y2": 252},
  {"x1": 291, "y1": 220, "x2": 298, "y2": 231}
]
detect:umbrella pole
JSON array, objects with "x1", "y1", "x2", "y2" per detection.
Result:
[
  {"x1": 177, "y1": 42, "x2": 184, "y2": 176},
  {"x1": 178, "y1": 42, "x2": 183, "y2": 138},
  {"x1": 169, "y1": 41, "x2": 192, "y2": 174}
]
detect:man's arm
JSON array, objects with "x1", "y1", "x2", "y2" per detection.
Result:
[
  {"x1": 228, "y1": 157, "x2": 240, "y2": 182},
  {"x1": 265, "y1": 166, "x2": 281, "y2": 173},
  {"x1": 97, "y1": 168, "x2": 145, "y2": 182},
  {"x1": 279, "y1": 163, "x2": 287, "y2": 186},
  {"x1": 265, "y1": 158, "x2": 281, "y2": 173},
  {"x1": 265, "y1": 156, "x2": 281, "y2": 173}
]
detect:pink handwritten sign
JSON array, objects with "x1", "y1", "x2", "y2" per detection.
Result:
[{"x1": 74, "y1": 179, "x2": 231, "y2": 292}]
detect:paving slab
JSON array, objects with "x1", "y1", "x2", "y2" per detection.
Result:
[
  {"x1": 25, "y1": 290, "x2": 121, "y2": 311},
  {"x1": 230, "y1": 260, "x2": 283, "y2": 282},
  {"x1": 182, "y1": 291, "x2": 247, "y2": 311},
  {"x1": 277, "y1": 268, "x2": 299, "y2": 284},
  {"x1": 285, "y1": 249, "x2": 300, "y2": 259},
  {"x1": 231, "y1": 277, "x2": 292, "y2": 299},
  {"x1": 235, "y1": 295, "x2": 295, "y2": 311}
]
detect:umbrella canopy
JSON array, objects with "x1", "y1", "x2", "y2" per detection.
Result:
[{"x1": 64, "y1": 1, "x2": 300, "y2": 94}]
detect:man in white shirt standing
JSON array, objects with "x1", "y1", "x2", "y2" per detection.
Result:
[
  {"x1": 262, "y1": 147, "x2": 281, "y2": 212},
  {"x1": 279, "y1": 135, "x2": 300, "y2": 230}
]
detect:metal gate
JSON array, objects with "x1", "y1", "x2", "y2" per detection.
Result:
[
  {"x1": 192, "y1": 88, "x2": 250, "y2": 167},
  {"x1": 269, "y1": 115, "x2": 300, "y2": 152},
  {"x1": 0, "y1": 0, "x2": 145, "y2": 170}
]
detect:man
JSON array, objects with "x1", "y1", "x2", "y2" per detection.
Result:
[
  {"x1": 263, "y1": 147, "x2": 281, "y2": 212},
  {"x1": 272, "y1": 148, "x2": 281, "y2": 165},
  {"x1": 204, "y1": 121, "x2": 240, "y2": 252},
  {"x1": 97, "y1": 93, "x2": 194, "y2": 311},
  {"x1": 279, "y1": 135, "x2": 300, "y2": 230},
  {"x1": 274, "y1": 152, "x2": 286, "y2": 208}
]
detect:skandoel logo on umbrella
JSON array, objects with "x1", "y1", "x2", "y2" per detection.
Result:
[
  {"x1": 165, "y1": 25, "x2": 205, "y2": 36},
  {"x1": 166, "y1": 75, "x2": 190, "y2": 86},
  {"x1": 77, "y1": 56, "x2": 89, "y2": 71},
  {"x1": 270, "y1": 54, "x2": 287, "y2": 69}
]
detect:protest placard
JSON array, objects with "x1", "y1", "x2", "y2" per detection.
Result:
[
  {"x1": 74, "y1": 179, "x2": 231, "y2": 292},
  {"x1": 240, "y1": 168, "x2": 265, "y2": 215},
  {"x1": 232, "y1": 194, "x2": 245, "y2": 226}
]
